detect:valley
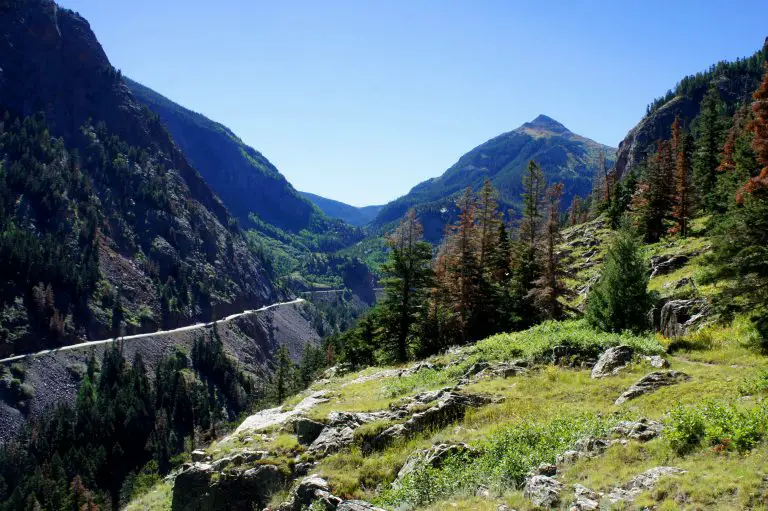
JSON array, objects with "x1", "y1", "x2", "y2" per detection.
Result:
[{"x1": 0, "y1": 1, "x2": 768, "y2": 510}]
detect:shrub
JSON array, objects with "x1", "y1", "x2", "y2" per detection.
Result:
[{"x1": 667, "y1": 401, "x2": 768, "y2": 454}]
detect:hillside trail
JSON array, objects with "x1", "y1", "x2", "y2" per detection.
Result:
[{"x1": 0, "y1": 298, "x2": 306, "y2": 364}]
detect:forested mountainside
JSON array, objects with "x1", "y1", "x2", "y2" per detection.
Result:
[
  {"x1": 616, "y1": 44, "x2": 766, "y2": 179},
  {"x1": 299, "y1": 191, "x2": 383, "y2": 227},
  {"x1": 0, "y1": 0, "x2": 283, "y2": 359},
  {"x1": 125, "y1": 78, "x2": 322, "y2": 233},
  {"x1": 372, "y1": 115, "x2": 616, "y2": 242},
  {"x1": 126, "y1": 78, "x2": 375, "y2": 310}
]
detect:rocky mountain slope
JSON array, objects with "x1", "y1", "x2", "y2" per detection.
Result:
[
  {"x1": 372, "y1": 115, "x2": 616, "y2": 241},
  {"x1": 615, "y1": 46, "x2": 765, "y2": 179},
  {"x1": 299, "y1": 191, "x2": 383, "y2": 227},
  {"x1": 0, "y1": 0, "x2": 290, "y2": 358}
]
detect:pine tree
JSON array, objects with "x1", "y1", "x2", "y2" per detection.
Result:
[
  {"x1": 379, "y1": 209, "x2": 434, "y2": 361},
  {"x1": 520, "y1": 160, "x2": 545, "y2": 250},
  {"x1": 274, "y1": 345, "x2": 292, "y2": 403},
  {"x1": 586, "y1": 220, "x2": 652, "y2": 333},
  {"x1": 529, "y1": 183, "x2": 565, "y2": 319},
  {"x1": 631, "y1": 140, "x2": 674, "y2": 242},
  {"x1": 670, "y1": 115, "x2": 694, "y2": 237},
  {"x1": 693, "y1": 85, "x2": 725, "y2": 211}
]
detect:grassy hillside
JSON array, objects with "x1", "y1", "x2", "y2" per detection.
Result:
[{"x1": 127, "y1": 215, "x2": 768, "y2": 511}]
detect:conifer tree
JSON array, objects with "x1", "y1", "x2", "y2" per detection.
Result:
[
  {"x1": 693, "y1": 85, "x2": 725, "y2": 211},
  {"x1": 379, "y1": 209, "x2": 434, "y2": 361},
  {"x1": 529, "y1": 183, "x2": 565, "y2": 319},
  {"x1": 520, "y1": 160, "x2": 545, "y2": 250},
  {"x1": 631, "y1": 140, "x2": 674, "y2": 242},
  {"x1": 670, "y1": 115, "x2": 694, "y2": 237},
  {"x1": 586, "y1": 220, "x2": 652, "y2": 333}
]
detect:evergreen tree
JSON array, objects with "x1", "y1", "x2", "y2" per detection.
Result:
[
  {"x1": 529, "y1": 183, "x2": 566, "y2": 319},
  {"x1": 693, "y1": 85, "x2": 725, "y2": 211},
  {"x1": 586, "y1": 220, "x2": 652, "y2": 333},
  {"x1": 274, "y1": 345, "x2": 292, "y2": 402},
  {"x1": 631, "y1": 140, "x2": 674, "y2": 242},
  {"x1": 379, "y1": 209, "x2": 434, "y2": 361},
  {"x1": 670, "y1": 115, "x2": 695, "y2": 237}
]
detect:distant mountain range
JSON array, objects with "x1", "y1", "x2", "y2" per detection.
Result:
[
  {"x1": 299, "y1": 192, "x2": 383, "y2": 226},
  {"x1": 372, "y1": 114, "x2": 616, "y2": 241}
]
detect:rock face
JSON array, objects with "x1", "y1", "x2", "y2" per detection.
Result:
[
  {"x1": 524, "y1": 475, "x2": 562, "y2": 508},
  {"x1": 659, "y1": 299, "x2": 711, "y2": 338},
  {"x1": 615, "y1": 371, "x2": 691, "y2": 405},
  {"x1": 614, "y1": 53, "x2": 764, "y2": 181},
  {"x1": 277, "y1": 475, "x2": 385, "y2": 511},
  {"x1": 172, "y1": 462, "x2": 287, "y2": 511},
  {"x1": 295, "y1": 417, "x2": 326, "y2": 445},
  {"x1": 571, "y1": 484, "x2": 601, "y2": 510},
  {"x1": 591, "y1": 346, "x2": 633, "y2": 378},
  {"x1": 309, "y1": 410, "x2": 399, "y2": 456}
]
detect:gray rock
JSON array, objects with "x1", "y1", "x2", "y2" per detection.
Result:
[
  {"x1": 295, "y1": 417, "x2": 325, "y2": 445},
  {"x1": 524, "y1": 475, "x2": 562, "y2": 508},
  {"x1": 556, "y1": 450, "x2": 580, "y2": 465},
  {"x1": 643, "y1": 355, "x2": 669, "y2": 368},
  {"x1": 393, "y1": 443, "x2": 477, "y2": 488},
  {"x1": 591, "y1": 346, "x2": 633, "y2": 378},
  {"x1": 308, "y1": 411, "x2": 395, "y2": 456},
  {"x1": 659, "y1": 298, "x2": 711, "y2": 338},
  {"x1": 571, "y1": 484, "x2": 601, "y2": 510},
  {"x1": 650, "y1": 254, "x2": 689, "y2": 278},
  {"x1": 172, "y1": 462, "x2": 286, "y2": 511},
  {"x1": 532, "y1": 463, "x2": 557, "y2": 477},
  {"x1": 615, "y1": 371, "x2": 691, "y2": 405},
  {"x1": 607, "y1": 466, "x2": 686, "y2": 503},
  {"x1": 611, "y1": 418, "x2": 664, "y2": 441},
  {"x1": 573, "y1": 436, "x2": 611, "y2": 456},
  {"x1": 337, "y1": 501, "x2": 387, "y2": 511},
  {"x1": 190, "y1": 449, "x2": 207, "y2": 462}
]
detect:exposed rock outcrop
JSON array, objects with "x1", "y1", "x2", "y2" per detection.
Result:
[
  {"x1": 393, "y1": 443, "x2": 477, "y2": 489},
  {"x1": 571, "y1": 484, "x2": 601, "y2": 511},
  {"x1": 276, "y1": 475, "x2": 385, "y2": 511},
  {"x1": 611, "y1": 418, "x2": 664, "y2": 441},
  {"x1": 660, "y1": 298, "x2": 711, "y2": 338},
  {"x1": 650, "y1": 254, "x2": 690, "y2": 278},
  {"x1": 524, "y1": 475, "x2": 562, "y2": 508},
  {"x1": 591, "y1": 346, "x2": 633, "y2": 378},
  {"x1": 615, "y1": 371, "x2": 691, "y2": 405},
  {"x1": 172, "y1": 462, "x2": 287, "y2": 511},
  {"x1": 607, "y1": 467, "x2": 686, "y2": 504}
]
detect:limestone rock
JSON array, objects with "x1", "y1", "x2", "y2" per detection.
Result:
[
  {"x1": 591, "y1": 346, "x2": 633, "y2": 378},
  {"x1": 524, "y1": 475, "x2": 562, "y2": 508},
  {"x1": 615, "y1": 371, "x2": 691, "y2": 405}
]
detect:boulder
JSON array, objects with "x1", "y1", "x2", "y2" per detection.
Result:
[
  {"x1": 570, "y1": 484, "x2": 601, "y2": 510},
  {"x1": 295, "y1": 417, "x2": 325, "y2": 445},
  {"x1": 607, "y1": 466, "x2": 686, "y2": 504},
  {"x1": 524, "y1": 475, "x2": 562, "y2": 508},
  {"x1": 393, "y1": 443, "x2": 477, "y2": 488},
  {"x1": 591, "y1": 346, "x2": 633, "y2": 378},
  {"x1": 309, "y1": 411, "x2": 396, "y2": 456},
  {"x1": 615, "y1": 371, "x2": 691, "y2": 405},
  {"x1": 190, "y1": 449, "x2": 207, "y2": 462},
  {"x1": 172, "y1": 462, "x2": 287, "y2": 511},
  {"x1": 659, "y1": 298, "x2": 711, "y2": 338},
  {"x1": 611, "y1": 418, "x2": 664, "y2": 441},
  {"x1": 643, "y1": 355, "x2": 669, "y2": 368},
  {"x1": 650, "y1": 254, "x2": 689, "y2": 278}
]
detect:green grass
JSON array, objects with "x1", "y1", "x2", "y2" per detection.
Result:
[
  {"x1": 124, "y1": 480, "x2": 173, "y2": 511},
  {"x1": 474, "y1": 319, "x2": 664, "y2": 364}
]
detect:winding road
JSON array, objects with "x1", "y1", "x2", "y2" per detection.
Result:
[{"x1": 0, "y1": 298, "x2": 306, "y2": 364}]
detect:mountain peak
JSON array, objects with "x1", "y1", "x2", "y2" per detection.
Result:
[{"x1": 521, "y1": 114, "x2": 571, "y2": 134}]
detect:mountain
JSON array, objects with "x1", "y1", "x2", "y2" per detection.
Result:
[
  {"x1": 299, "y1": 191, "x2": 383, "y2": 226},
  {"x1": 124, "y1": 78, "x2": 321, "y2": 233},
  {"x1": 0, "y1": 0, "x2": 278, "y2": 357},
  {"x1": 616, "y1": 45, "x2": 766, "y2": 179},
  {"x1": 372, "y1": 115, "x2": 616, "y2": 241}
]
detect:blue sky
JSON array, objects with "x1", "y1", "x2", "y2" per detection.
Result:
[{"x1": 60, "y1": 0, "x2": 768, "y2": 207}]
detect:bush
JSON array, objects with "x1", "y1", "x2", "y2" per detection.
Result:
[{"x1": 667, "y1": 401, "x2": 768, "y2": 454}]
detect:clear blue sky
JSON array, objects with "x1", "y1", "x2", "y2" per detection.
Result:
[{"x1": 60, "y1": 0, "x2": 768, "y2": 207}]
